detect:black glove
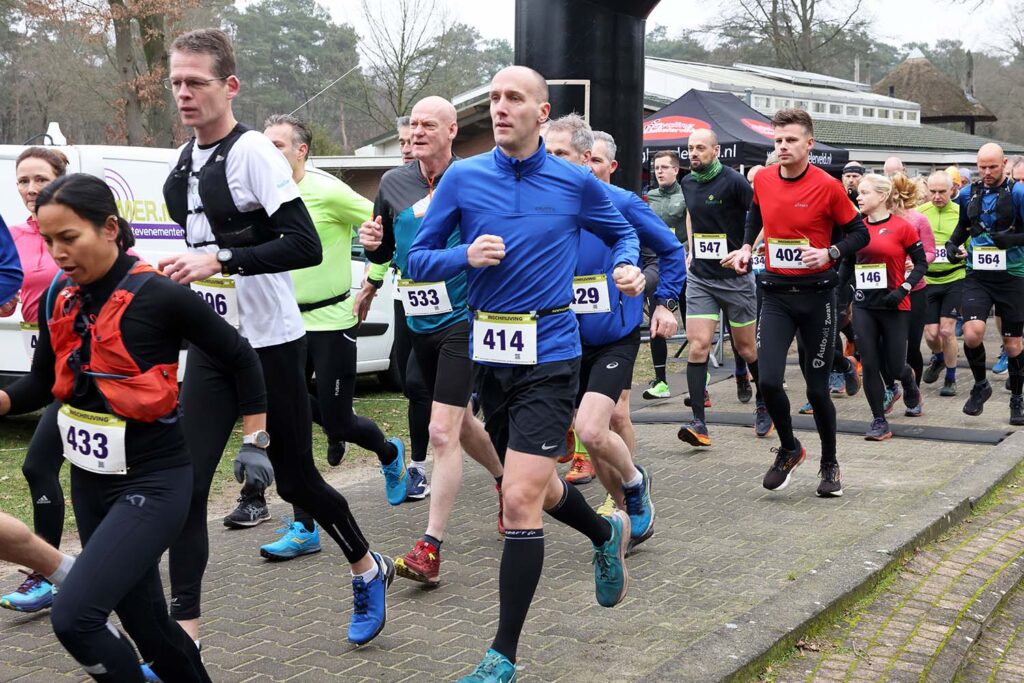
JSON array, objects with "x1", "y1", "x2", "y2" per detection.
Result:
[
  {"x1": 945, "y1": 241, "x2": 964, "y2": 264},
  {"x1": 234, "y1": 444, "x2": 274, "y2": 489},
  {"x1": 883, "y1": 287, "x2": 908, "y2": 309},
  {"x1": 990, "y1": 231, "x2": 1013, "y2": 249}
]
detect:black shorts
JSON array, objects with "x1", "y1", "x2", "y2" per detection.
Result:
[
  {"x1": 576, "y1": 329, "x2": 641, "y2": 405},
  {"x1": 474, "y1": 358, "x2": 580, "y2": 459},
  {"x1": 962, "y1": 275, "x2": 1024, "y2": 336},
  {"x1": 411, "y1": 320, "x2": 473, "y2": 408},
  {"x1": 925, "y1": 280, "x2": 963, "y2": 324}
]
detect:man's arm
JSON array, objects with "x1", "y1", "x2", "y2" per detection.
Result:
[
  {"x1": 406, "y1": 166, "x2": 470, "y2": 282},
  {"x1": 627, "y1": 193, "x2": 685, "y2": 299},
  {"x1": 580, "y1": 173, "x2": 640, "y2": 267},
  {"x1": 226, "y1": 197, "x2": 322, "y2": 275},
  {"x1": 365, "y1": 192, "x2": 397, "y2": 266}
]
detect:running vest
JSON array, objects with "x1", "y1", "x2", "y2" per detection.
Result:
[
  {"x1": 966, "y1": 179, "x2": 1016, "y2": 234},
  {"x1": 48, "y1": 262, "x2": 179, "y2": 422},
  {"x1": 163, "y1": 123, "x2": 277, "y2": 248}
]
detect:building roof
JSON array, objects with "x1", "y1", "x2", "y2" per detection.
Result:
[
  {"x1": 873, "y1": 56, "x2": 996, "y2": 123},
  {"x1": 813, "y1": 118, "x2": 1023, "y2": 154}
]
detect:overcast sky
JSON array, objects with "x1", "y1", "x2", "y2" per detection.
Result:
[{"x1": 338, "y1": 0, "x2": 1010, "y2": 56}]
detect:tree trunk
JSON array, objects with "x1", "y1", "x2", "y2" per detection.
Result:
[
  {"x1": 338, "y1": 99, "x2": 350, "y2": 151},
  {"x1": 137, "y1": 11, "x2": 176, "y2": 146},
  {"x1": 109, "y1": 0, "x2": 145, "y2": 144}
]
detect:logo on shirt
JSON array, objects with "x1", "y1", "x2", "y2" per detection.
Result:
[
  {"x1": 879, "y1": 229, "x2": 889, "y2": 235},
  {"x1": 705, "y1": 194, "x2": 723, "y2": 206},
  {"x1": 794, "y1": 202, "x2": 810, "y2": 208}
]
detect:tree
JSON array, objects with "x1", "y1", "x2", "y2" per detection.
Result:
[
  {"x1": 645, "y1": 25, "x2": 711, "y2": 63},
  {"x1": 426, "y1": 23, "x2": 512, "y2": 98}
]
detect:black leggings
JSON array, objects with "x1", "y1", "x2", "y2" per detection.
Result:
[
  {"x1": 169, "y1": 337, "x2": 370, "y2": 621},
  {"x1": 21, "y1": 401, "x2": 64, "y2": 547},
  {"x1": 394, "y1": 305, "x2": 431, "y2": 463},
  {"x1": 52, "y1": 464, "x2": 210, "y2": 683},
  {"x1": 757, "y1": 287, "x2": 838, "y2": 463},
  {"x1": 906, "y1": 288, "x2": 927, "y2": 383},
  {"x1": 854, "y1": 307, "x2": 915, "y2": 418}
]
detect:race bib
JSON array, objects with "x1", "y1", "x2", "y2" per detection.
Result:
[
  {"x1": 472, "y1": 312, "x2": 537, "y2": 365},
  {"x1": 57, "y1": 405, "x2": 127, "y2": 475},
  {"x1": 192, "y1": 276, "x2": 239, "y2": 328},
  {"x1": 767, "y1": 238, "x2": 810, "y2": 269},
  {"x1": 855, "y1": 263, "x2": 887, "y2": 290},
  {"x1": 933, "y1": 245, "x2": 949, "y2": 264},
  {"x1": 694, "y1": 233, "x2": 727, "y2": 260},
  {"x1": 570, "y1": 275, "x2": 611, "y2": 314},
  {"x1": 751, "y1": 251, "x2": 766, "y2": 273},
  {"x1": 20, "y1": 322, "x2": 39, "y2": 360},
  {"x1": 399, "y1": 279, "x2": 453, "y2": 316},
  {"x1": 973, "y1": 247, "x2": 1007, "y2": 271}
]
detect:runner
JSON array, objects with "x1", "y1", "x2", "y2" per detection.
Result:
[
  {"x1": 406, "y1": 66, "x2": 641, "y2": 682},
  {"x1": 844, "y1": 174, "x2": 927, "y2": 440},
  {"x1": 0, "y1": 173, "x2": 236, "y2": 681},
  {"x1": 945, "y1": 143, "x2": 1024, "y2": 424},
  {"x1": 397, "y1": 115, "x2": 415, "y2": 163},
  {"x1": 358, "y1": 95, "x2": 505, "y2": 585},
  {"x1": 0, "y1": 148, "x2": 67, "y2": 612},
  {"x1": 160, "y1": 28, "x2": 395, "y2": 647},
  {"x1": 544, "y1": 116, "x2": 683, "y2": 548},
  {"x1": 725, "y1": 108, "x2": 869, "y2": 497},
  {"x1": 921, "y1": 170, "x2": 964, "y2": 396},
  {"x1": 256, "y1": 114, "x2": 407, "y2": 561},
  {"x1": 677, "y1": 128, "x2": 772, "y2": 446}
]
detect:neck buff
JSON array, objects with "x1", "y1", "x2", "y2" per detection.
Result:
[{"x1": 691, "y1": 158, "x2": 722, "y2": 183}]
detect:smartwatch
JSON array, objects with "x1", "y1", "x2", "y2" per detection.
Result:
[
  {"x1": 243, "y1": 430, "x2": 271, "y2": 449},
  {"x1": 655, "y1": 297, "x2": 679, "y2": 313},
  {"x1": 216, "y1": 248, "x2": 234, "y2": 276},
  {"x1": 827, "y1": 245, "x2": 841, "y2": 261}
]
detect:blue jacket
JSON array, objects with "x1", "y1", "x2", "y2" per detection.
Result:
[
  {"x1": 577, "y1": 182, "x2": 686, "y2": 347},
  {"x1": 0, "y1": 213, "x2": 22, "y2": 305},
  {"x1": 407, "y1": 141, "x2": 640, "y2": 365}
]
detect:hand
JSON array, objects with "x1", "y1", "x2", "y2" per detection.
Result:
[
  {"x1": 945, "y1": 241, "x2": 966, "y2": 264},
  {"x1": 650, "y1": 304, "x2": 678, "y2": 339},
  {"x1": 354, "y1": 278, "x2": 377, "y2": 322},
  {"x1": 904, "y1": 257, "x2": 913, "y2": 274},
  {"x1": 724, "y1": 245, "x2": 751, "y2": 274},
  {"x1": 883, "y1": 288, "x2": 908, "y2": 309},
  {"x1": 0, "y1": 291, "x2": 18, "y2": 317},
  {"x1": 159, "y1": 253, "x2": 221, "y2": 285},
  {"x1": 467, "y1": 234, "x2": 505, "y2": 268},
  {"x1": 233, "y1": 444, "x2": 274, "y2": 489},
  {"x1": 800, "y1": 246, "x2": 830, "y2": 269},
  {"x1": 685, "y1": 250, "x2": 693, "y2": 270},
  {"x1": 991, "y1": 231, "x2": 1013, "y2": 249},
  {"x1": 612, "y1": 264, "x2": 645, "y2": 296},
  {"x1": 359, "y1": 216, "x2": 384, "y2": 252}
]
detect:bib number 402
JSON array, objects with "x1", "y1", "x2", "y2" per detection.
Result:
[
  {"x1": 65, "y1": 425, "x2": 110, "y2": 459},
  {"x1": 774, "y1": 247, "x2": 802, "y2": 262},
  {"x1": 482, "y1": 328, "x2": 524, "y2": 353}
]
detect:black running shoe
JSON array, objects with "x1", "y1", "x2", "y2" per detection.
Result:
[
  {"x1": 864, "y1": 417, "x2": 892, "y2": 441},
  {"x1": 736, "y1": 375, "x2": 753, "y2": 404},
  {"x1": 754, "y1": 401, "x2": 773, "y2": 438},
  {"x1": 922, "y1": 355, "x2": 943, "y2": 385},
  {"x1": 327, "y1": 440, "x2": 348, "y2": 467},
  {"x1": 817, "y1": 463, "x2": 843, "y2": 497},
  {"x1": 1011, "y1": 395, "x2": 1024, "y2": 426},
  {"x1": 762, "y1": 441, "x2": 806, "y2": 491},
  {"x1": 963, "y1": 381, "x2": 993, "y2": 416},
  {"x1": 940, "y1": 379, "x2": 958, "y2": 397},
  {"x1": 223, "y1": 496, "x2": 270, "y2": 528}
]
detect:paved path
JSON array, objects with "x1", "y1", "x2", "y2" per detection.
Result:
[{"x1": 1, "y1": 343, "x2": 1021, "y2": 682}]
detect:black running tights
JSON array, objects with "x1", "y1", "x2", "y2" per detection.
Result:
[
  {"x1": 854, "y1": 307, "x2": 914, "y2": 419},
  {"x1": 21, "y1": 401, "x2": 64, "y2": 547}
]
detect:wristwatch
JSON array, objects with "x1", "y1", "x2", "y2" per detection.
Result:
[
  {"x1": 900, "y1": 282, "x2": 913, "y2": 292},
  {"x1": 827, "y1": 245, "x2": 841, "y2": 261},
  {"x1": 243, "y1": 430, "x2": 271, "y2": 449},
  {"x1": 655, "y1": 297, "x2": 679, "y2": 312},
  {"x1": 216, "y1": 248, "x2": 234, "y2": 276}
]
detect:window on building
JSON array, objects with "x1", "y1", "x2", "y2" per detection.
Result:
[
  {"x1": 878, "y1": 109, "x2": 890, "y2": 119},
  {"x1": 795, "y1": 100, "x2": 809, "y2": 110},
  {"x1": 861, "y1": 107, "x2": 874, "y2": 117},
  {"x1": 907, "y1": 111, "x2": 919, "y2": 121},
  {"x1": 893, "y1": 110, "x2": 905, "y2": 120},
  {"x1": 846, "y1": 106, "x2": 859, "y2": 116},
  {"x1": 813, "y1": 102, "x2": 826, "y2": 113},
  {"x1": 829, "y1": 103, "x2": 842, "y2": 114},
  {"x1": 753, "y1": 95, "x2": 770, "y2": 109},
  {"x1": 775, "y1": 98, "x2": 791, "y2": 109}
]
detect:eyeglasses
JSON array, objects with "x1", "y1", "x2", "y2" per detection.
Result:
[{"x1": 163, "y1": 76, "x2": 230, "y2": 92}]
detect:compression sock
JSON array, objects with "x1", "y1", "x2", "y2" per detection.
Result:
[
  {"x1": 686, "y1": 360, "x2": 709, "y2": 421},
  {"x1": 293, "y1": 507, "x2": 316, "y2": 533},
  {"x1": 1009, "y1": 353, "x2": 1024, "y2": 395},
  {"x1": 748, "y1": 359, "x2": 762, "y2": 401},
  {"x1": 734, "y1": 357, "x2": 748, "y2": 377},
  {"x1": 490, "y1": 529, "x2": 544, "y2": 663},
  {"x1": 651, "y1": 337, "x2": 668, "y2": 383},
  {"x1": 545, "y1": 480, "x2": 612, "y2": 546},
  {"x1": 946, "y1": 366, "x2": 957, "y2": 382},
  {"x1": 964, "y1": 342, "x2": 988, "y2": 383}
]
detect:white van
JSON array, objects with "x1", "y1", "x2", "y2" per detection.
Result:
[{"x1": 0, "y1": 142, "x2": 400, "y2": 388}]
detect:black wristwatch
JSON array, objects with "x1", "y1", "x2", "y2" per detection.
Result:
[
  {"x1": 827, "y1": 245, "x2": 842, "y2": 261},
  {"x1": 655, "y1": 297, "x2": 679, "y2": 312},
  {"x1": 216, "y1": 248, "x2": 234, "y2": 276}
]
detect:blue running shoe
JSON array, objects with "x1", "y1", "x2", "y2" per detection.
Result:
[
  {"x1": 259, "y1": 521, "x2": 322, "y2": 561},
  {"x1": 380, "y1": 438, "x2": 410, "y2": 506},
  {"x1": 458, "y1": 649, "x2": 518, "y2": 682},
  {"x1": 347, "y1": 551, "x2": 395, "y2": 645},
  {"x1": 622, "y1": 465, "x2": 655, "y2": 549},
  {"x1": 0, "y1": 571, "x2": 53, "y2": 612},
  {"x1": 829, "y1": 371, "x2": 845, "y2": 395},
  {"x1": 406, "y1": 467, "x2": 430, "y2": 500},
  {"x1": 140, "y1": 663, "x2": 161, "y2": 682},
  {"x1": 593, "y1": 509, "x2": 630, "y2": 607},
  {"x1": 798, "y1": 402, "x2": 814, "y2": 415},
  {"x1": 994, "y1": 347, "x2": 1009, "y2": 375}
]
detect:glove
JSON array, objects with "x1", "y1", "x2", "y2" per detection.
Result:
[
  {"x1": 883, "y1": 287, "x2": 908, "y2": 309},
  {"x1": 990, "y1": 231, "x2": 1013, "y2": 249},
  {"x1": 945, "y1": 241, "x2": 964, "y2": 264},
  {"x1": 234, "y1": 444, "x2": 274, "y2": 489}
]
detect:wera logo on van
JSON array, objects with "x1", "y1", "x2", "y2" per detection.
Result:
[{"x1": 106, "y1": 168, "x2": 182, "y2": 240}]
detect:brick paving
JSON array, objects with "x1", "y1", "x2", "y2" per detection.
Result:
[{"x1": 0, "y1": 343, "x2": 1021, "y2": 682}]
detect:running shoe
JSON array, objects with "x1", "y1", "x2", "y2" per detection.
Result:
[
  {"x1": 622, "y1": 465, "x2": 654, "y2": 547},
  {"x1": 406, "y1": 467, "x2": 430, "y2": 500},
  {"x1": 963, "y1": 381, "x2": 993, "y2": 416},
  {"x1": 994, "y1": 346, "x2": 1009, "y2": 374},
  {"x1": 560, "y1": 428, "x2": 576, "y2": 464},
  {"x1": 592, "y1": 510, "x2": 630, "y2": 607},
  {"x1": 0, "y1": 571, "x2": 53, "y2": 612},
  {"x1": 762, "y1": 441, "x2": 806, "y2": 491},
  {"x1": 223, "y1": 495, "x2": 270, "y2": 528},
  {"x1": 843, "y1": 356, "x2": 862, "y2": 397},
  {"x1": 829, "y1": 371, "x2": 845, "y2": 395},
  {"x1": 496, "y1": 483, "x2": 505, "y2": 537},
  {"x1": 259, "y1": 521, "x2": 322, "y2": 561},
  {"x1": 347, "y1": 551, "x2": 395, "y2": 645},
  {"x1": 905, "y1": 400, "x2": 924, "y2": 417},
  {"x1": 458, "y1": 649, "x2": 518, "y2": 683},
  {"x1": 736, "y1": 374, "x2": 753, "y2": 403},
  {"x1": 642, "y1": 379, "x2": 671, "y2": 399},
  {"x1": 940, "y1": 379, "x2": 958, "y2": 397},
  {"x1": 683, "y1": 389, "x2": 712, "y2": 408},
  {"x1": 1011, "y1": 395, "x2": 1024, "y2": 426},
  {"x1": 565, "y1": 452, "x2": 595, "y2": 485},
  {"x1": 816, "y1": 463, "x2": 843, "y2": 497},
  {"x1": 844, "y1": 339, "x2": 856, "y2": 358},
  {"x1": 865, "y1": 417, "x2": 892, "y2": 441},
  {"x1": 798, "y1": 402, "x2": 814, "y2": 415},
  {"x1": 883, "y1": 385, "x2": 902, "y2": 415},
  {"x1": 677, "y1": 419, "x2": 711, "y2": 447},
  {"x1": 380, "y1": 438, "x2": 410, "y2": 506},
  {"x1": 922, "y1": 355, "x2": 944, "y2": 385},
  {"x1": 903, "y1": 381, "x2": 923, "y2": 416},
  {"x1": 596, "y1": 493, "x2": 617, "y2": 517},
  {"x1": 395, "y1": 540, "x2": 441, "y2": 584},
  {"x1": 754, "y1": 401, "x2": 773, "y2": 437},
  {"x1": 327, "y1": 440, "x2": 348, "y2": 467}
]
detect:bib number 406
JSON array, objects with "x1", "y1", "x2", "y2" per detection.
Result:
[
  {"x1": 197, "y1": 290, "x2": 228, "y2": 315},
  {"x1": 65, "y1": 425, "x2": 109, "y2": 459}
]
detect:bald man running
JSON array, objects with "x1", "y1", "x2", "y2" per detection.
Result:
[{"x1": 946, "y1": 143, "x2": 1024, "y2": 424}]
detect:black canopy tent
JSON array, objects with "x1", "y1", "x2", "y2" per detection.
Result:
[{"x1": 643, "y1": 90, "x2": 849, "y2": 174}]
